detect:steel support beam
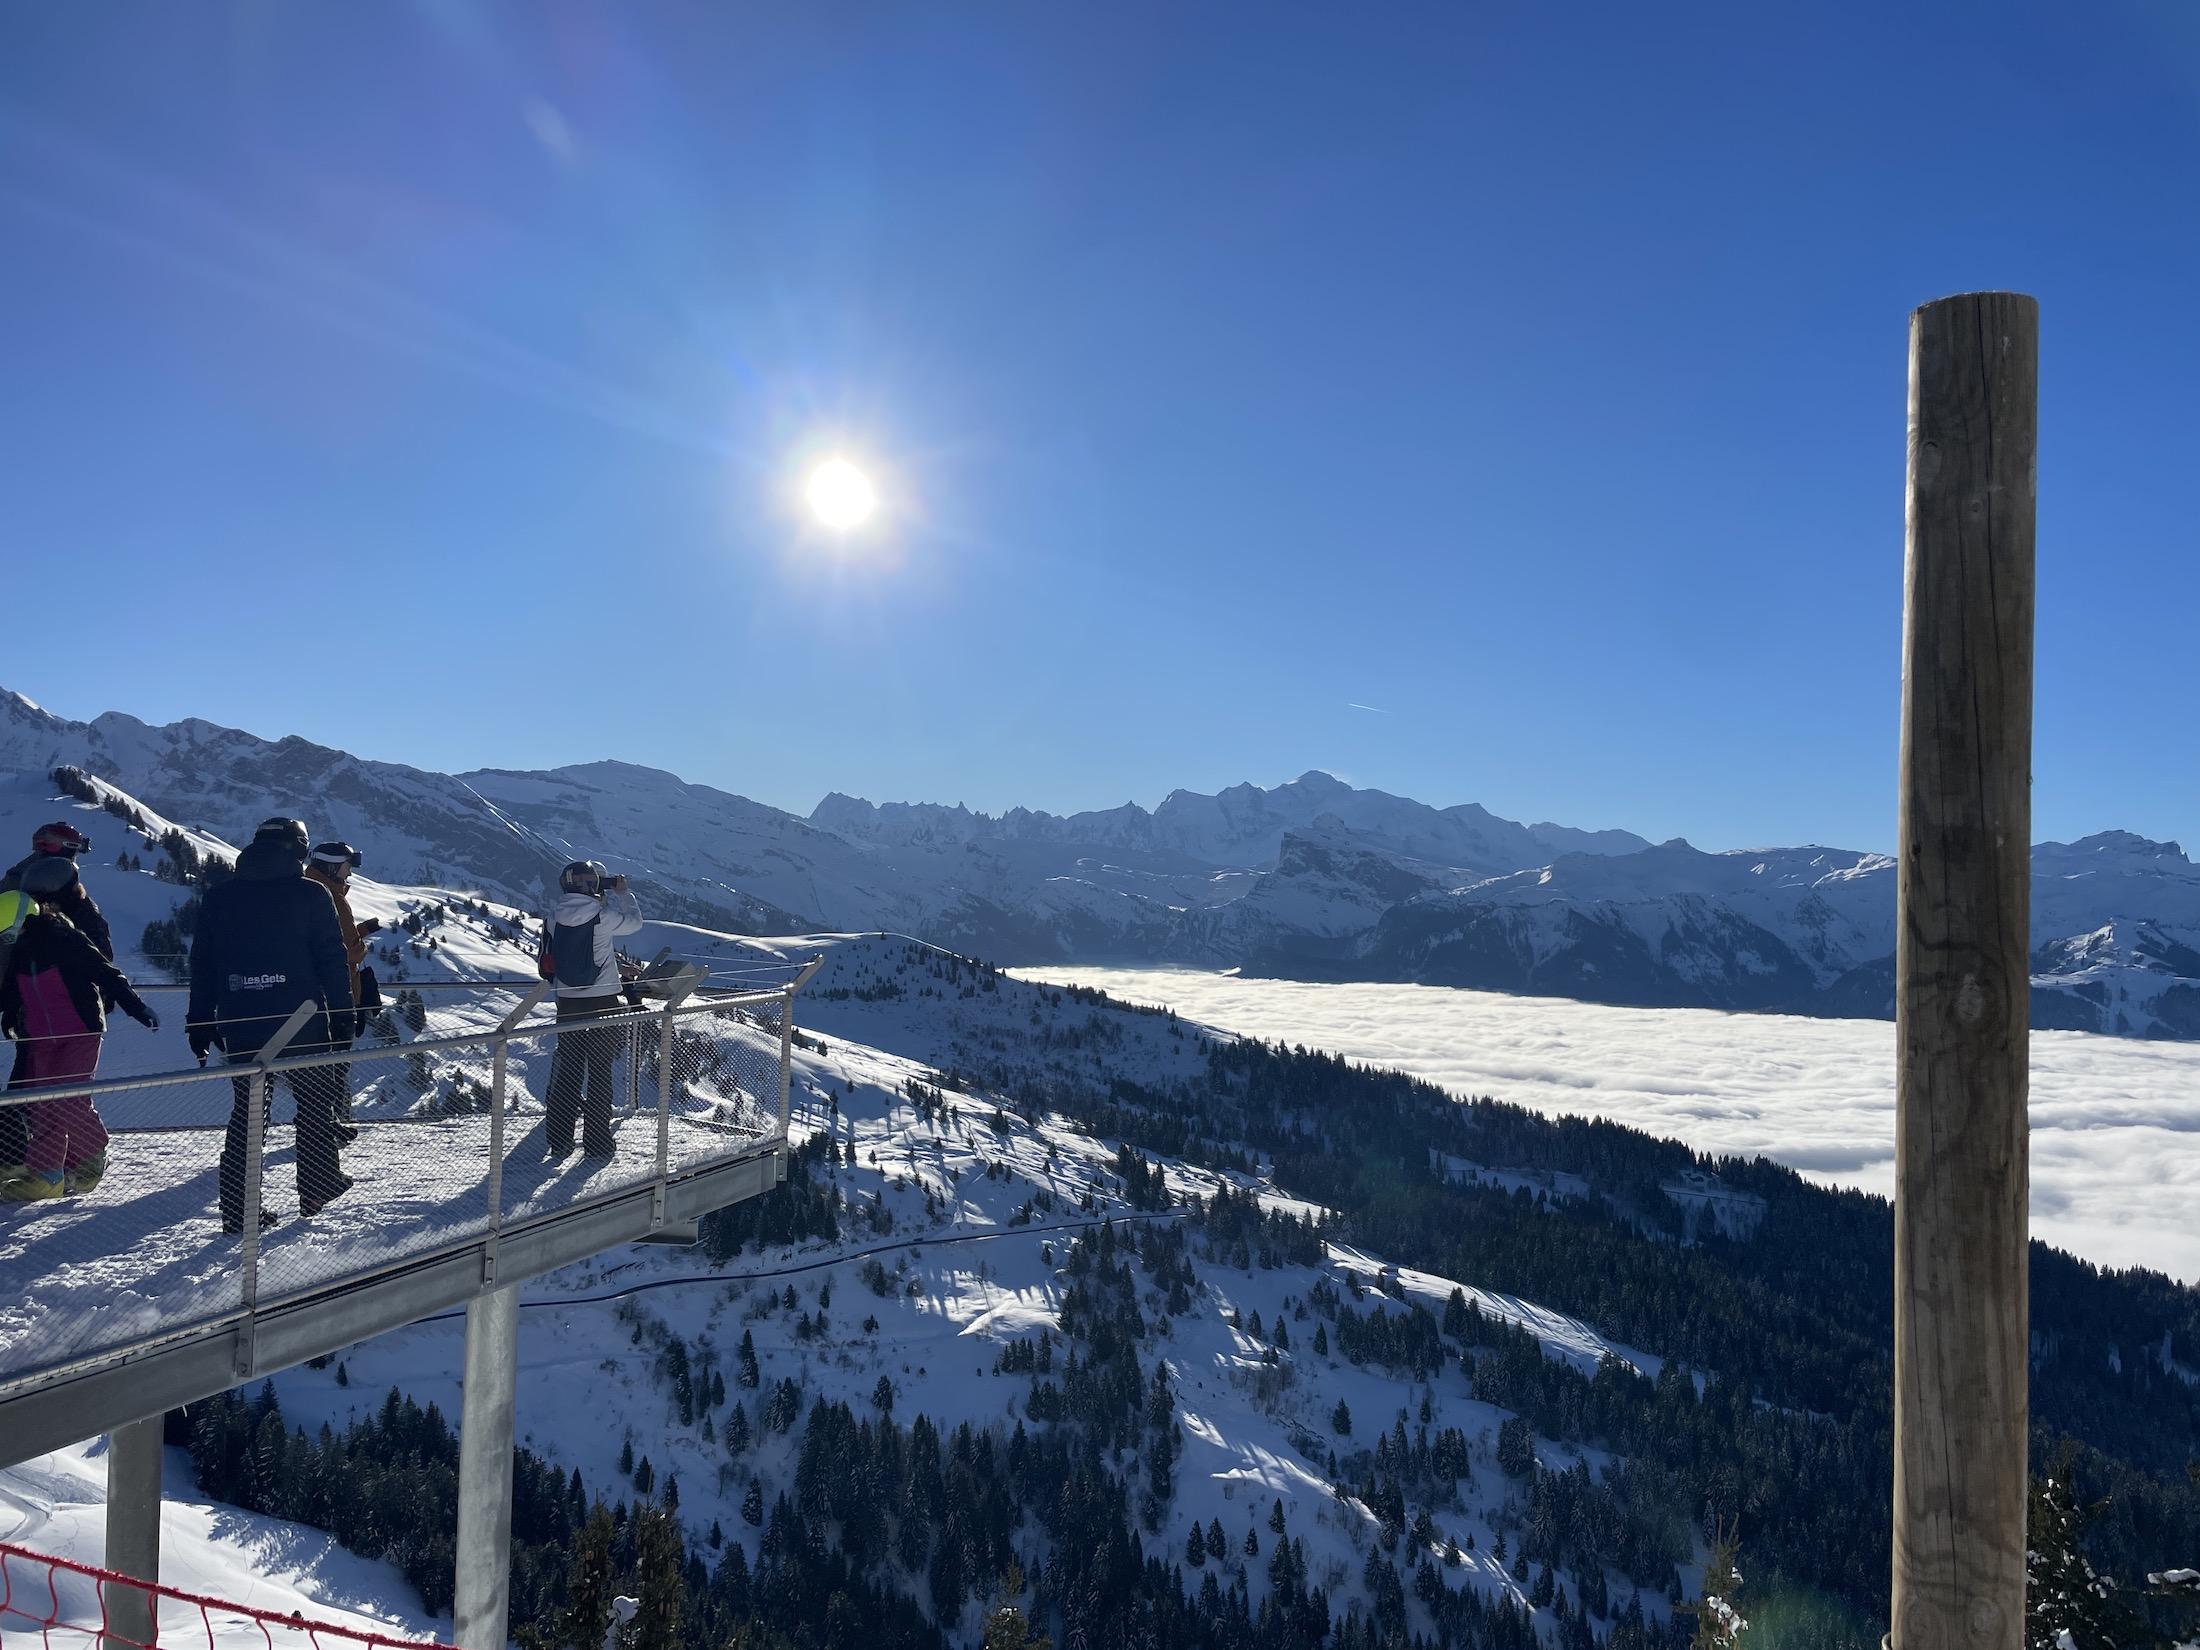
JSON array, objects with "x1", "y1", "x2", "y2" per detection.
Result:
[
  {"x1": 453, "y1": 1283, "x2": 520, "y2": 1650},
  {"x1": 103, "y1": 1415, "x2": 163, "y2": 1650}
]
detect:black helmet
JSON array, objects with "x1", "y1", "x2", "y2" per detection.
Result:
[
  {"x1": 559, "y1": 859, "x2": 607, "y2": 894},
  {"x1": 255, "y1": 817, "x2": 311, "y2": 850},
  {"x1": 20, "y1": 855, "x2": 79, "y2": 896},
  {"x1": 310, "y1": 841, "x2": 363, "y2": 869}
]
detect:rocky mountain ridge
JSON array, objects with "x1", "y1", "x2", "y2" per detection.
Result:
[{"x1": 5, "y1": 686, "x2": 2198, "y2": 1037}]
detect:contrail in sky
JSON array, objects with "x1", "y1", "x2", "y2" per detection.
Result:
[{"x1": 1348, "y1": 703, "x2": 1387, "y2": 713}]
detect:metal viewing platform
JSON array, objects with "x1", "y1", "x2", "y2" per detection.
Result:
[{"x1": 0, "y1": 959, "x2": 815, "y2": 1649}]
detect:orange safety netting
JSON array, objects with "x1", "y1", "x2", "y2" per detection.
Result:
[{"x1": 0, "y1": 1541, "x2": 450, "y2": 1650}]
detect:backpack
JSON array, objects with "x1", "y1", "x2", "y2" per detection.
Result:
[
  {"x1": 549, "y1": 909, "x2": 603, "y2": 989},
  {"x1": 0, "y1": 889, "x2": 33, "y2": 980}
]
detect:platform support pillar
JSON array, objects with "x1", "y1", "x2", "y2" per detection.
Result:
[
  {"x1": 104, "y1": 1415, "x2": 162, "y2": 1649},
  {"x1": 454, "y1": 1282, "x2": 520, "y2": 1650}
]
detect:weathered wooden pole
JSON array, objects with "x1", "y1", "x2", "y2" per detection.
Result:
[{"x1": 1892, "y1": 290, "x2": 2038, "y2": 1650}]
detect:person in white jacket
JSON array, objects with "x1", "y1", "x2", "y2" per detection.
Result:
[{"x1": 543, "y1": 860, "x2": 643, "y2": 1158}]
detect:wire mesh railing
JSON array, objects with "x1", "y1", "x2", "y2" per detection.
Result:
[
  {"x1": 0, "y1": 1537, "x2": 450, "y2": 1650},
  {"x1": 0, "y1": 969, "x2": 809, "y2": 1396}
]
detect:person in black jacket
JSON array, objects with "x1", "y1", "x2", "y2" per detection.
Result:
[
  {"x1": 0, "y1": 820, "x2": 111, "y2": 1173},
  {"x1": 187, "y1": 817, "x2": 356, "y2": 1230},
  {"x1": 0, "y1": 857, "x2": 159, "y2": 1201},
  {"x1": 1, "y1": 821, "x2": 114, "y2": 960}
]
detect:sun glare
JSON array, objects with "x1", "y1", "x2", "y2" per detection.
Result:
[{"x1": 806, "y1": 457, "x2": 878, "y2": 532}]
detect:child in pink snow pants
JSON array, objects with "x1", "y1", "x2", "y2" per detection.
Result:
[
  {"x1": 14, "y1": 963, "x2": 111, "y2": 1180},
  {"x1": 1, "y1": 859, "x2": 159, "y2": 1202}
]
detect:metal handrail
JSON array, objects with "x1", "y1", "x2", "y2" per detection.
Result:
[
  {"x1": 0, "y1": 968, "x2": 819, "y2": 1400},
  {"x1": 0, "y1": 986, "x2": 789, "y2": 1110}
]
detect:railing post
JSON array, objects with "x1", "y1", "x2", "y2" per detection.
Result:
[
  {"x1": 654, "y1": 1002, "x2": 674, "y2": 1227},
  {"x1": 650, "y1": 978, "x2": 700, "y2": 1229},
  {"x1": 777, "y1": 989, "x2": 794, "y2": 1156},
  {"x1": 484, "y1": 984, "x2": 549, "y2": 1286},
  {"x1": 1891, "y1": 290, "x2": 2037, "y2": 1650},
  {"x1": 234, "y1": 999, "x2": 321, "y2": 1378},
  {"x1": 626, "y1": 1020, "x2": 642, "y2": 1116}
]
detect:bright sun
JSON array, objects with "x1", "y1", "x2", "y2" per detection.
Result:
[{"x1": 805, "y1": 457, "x2": 878, "y2": 531}]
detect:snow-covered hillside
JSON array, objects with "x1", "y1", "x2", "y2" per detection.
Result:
[
  {"x1": 0, "y1": 1439, "x2": 445, "y2": 1648},
  {"x1": 242, "y1": 948, "x2": 1687, "y2": 1648},
  {"x1": 4, "y1": 933, "x2": 1699, "y2": 1650},
  {"x1": 0, "y1": 768, "x2": 557, "y2": 1086}
]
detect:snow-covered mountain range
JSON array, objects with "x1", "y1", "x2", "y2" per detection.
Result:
[{"x1": 6, "y1": 686, "x2": 2199, "y2": 1038}]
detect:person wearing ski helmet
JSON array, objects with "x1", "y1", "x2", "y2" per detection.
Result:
[
  {"x1": 0, "y1": 819, "x2": 113, "y2": 1172},
  {"x1": 0, "y1": 855, "x2": 160, "y2": 1201},
  {"x1": 542, "y1": 859, "x2": 642, "y2": 1159},
  {"x1": 1, "y1": 821, "x2": 112, "y2": 961},
  {"x1": 188, "y1": 817, "x2": 356, "y2": 1230}
]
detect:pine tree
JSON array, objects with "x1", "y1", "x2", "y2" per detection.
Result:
[
  {"x1": 741, "y1": 1477, "x2": 763, "y2": 1526},
  {"x1": 724, "y1": 1405, "x2": 751, "y2": 1455},
  {"x1": 737, "y1": 1331, "x2": 760, "y2": 1389},
  {"x1": 1685, "y1": 1521, "x2": 1746, "y2": 1650},
  {"x1": 1332, "y1": 1399, "x2": 1352, "y2": 1437},
  {"x1": 1244, "y1": 1525, "x2": 1259, "y2": 1557},
  {"x1": 549, "y1": 1504, "x2": 615, "y2": 1650},
  {"x1": 1269, "y1": 1501, "x2": 1287, "y2": 1536},
  {"x1": 628, "y1": 1505, "x2": 684, "y2": 1650},
  {"x1": 980, "y1": 1564, "x2": 1051, "y2": 1650},
  {"x1": 618, "y1": 1438, "x2": 634, "y2": 1476},
  {"x1": 1313, "y1": 1323, "x2": 1329, "y2": 1357},
  {"x1": 2026, "y1": 1467, "x2": 2153, "y2": 1650},
  {"x1": 1186, "y1": 1523, "x2": 1207, "y2": 1566},
  {"x1": 873, "y1": 1375, "x2": 894, "y2": 1413}
]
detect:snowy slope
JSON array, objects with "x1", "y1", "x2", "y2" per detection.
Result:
[
  {"x1": 45, "y1": 936, "x2": 1680, "y2": 1648},
  {"x1": 0, "y1": 1439, "x2": 443, "y2": 1647},
  {"x1": 0, "y1": 768, "x2": 561, "y2": 1087}
]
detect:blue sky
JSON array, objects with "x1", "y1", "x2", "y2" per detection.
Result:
[{"x1": 2, "y1": 2, "x2": 2196, "y2": 853}]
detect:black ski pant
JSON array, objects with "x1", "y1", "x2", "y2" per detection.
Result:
[
  {"x1": 546, "y1": 995, "x2": 622, "y2": 1157},
  {"x1": 218, "y1": 1049, "x2": 346, "y2": 1225}
]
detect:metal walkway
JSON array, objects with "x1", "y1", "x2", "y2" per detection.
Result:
[{"x1": 0, "y1": 961, "x2": 815, "y2": 1649}]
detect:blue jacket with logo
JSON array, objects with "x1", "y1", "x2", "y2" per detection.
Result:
[{"x1": 187, "y1": 838, "x2": 355, "y2": 1056}]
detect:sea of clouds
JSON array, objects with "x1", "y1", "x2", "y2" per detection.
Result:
[{"x1": 1013, "y1": 968, "x2": 2200, "y2": 1284}]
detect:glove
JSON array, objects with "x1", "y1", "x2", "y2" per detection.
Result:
[
  {"x1": 188, "y1": 1021, "x2": 220, "y2": 1064},
  {"x1": 120, "y1": 990, "x2": 160, "y2": 1032}
]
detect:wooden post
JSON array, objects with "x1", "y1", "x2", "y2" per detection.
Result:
[{"x1": 1892, "y1": 290, "x2": 2037, "y2": 1650}]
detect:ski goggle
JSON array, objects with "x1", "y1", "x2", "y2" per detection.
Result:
[{"x1": 310, "y1": 843, "x2": 364, "y2": 869}]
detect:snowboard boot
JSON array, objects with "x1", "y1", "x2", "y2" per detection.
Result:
[
  {"x1": 66, "y1": 1152, "x2": 108, "y2": 1194},
  {"x1": 4, "y1": 1169, "x2": 67, "y2": 1202}
]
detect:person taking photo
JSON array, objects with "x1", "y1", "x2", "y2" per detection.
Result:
[{"x1": 542, "y1": 860, "x2": 642, "y2": 1160}]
